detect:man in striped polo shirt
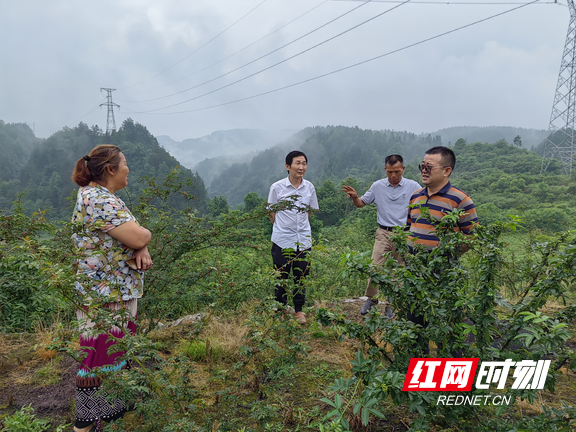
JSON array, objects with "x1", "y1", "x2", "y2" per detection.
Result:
[
  {"x1": 407, "y1": 146, "x2": 478, "y2": 250},
  {"x1": 406, "y1": 146, "x2": 478, "y2": 356}
]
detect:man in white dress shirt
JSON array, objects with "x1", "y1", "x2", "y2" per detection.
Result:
[
  {"x1": 342, "y1": 155, "x2": 421, "y2": 317},
  {"x1": 267, "y1": 150, "x2": 319, "y2": 325}
]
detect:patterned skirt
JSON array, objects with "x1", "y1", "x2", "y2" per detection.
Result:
[{"x1": 75, "y1": 299, "x2": 137, "y2": 430}]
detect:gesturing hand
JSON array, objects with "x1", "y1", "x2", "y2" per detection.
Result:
[{"x1": 342, "y1": 185, "x2": 358, "y2": 199}]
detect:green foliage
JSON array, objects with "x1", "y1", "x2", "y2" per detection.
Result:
[
  {"x1": 0, "y1": 197, "x2": 72, "y2": 331},
  {"x1": 0, "y1": 121, "x2": 41, "y2": 207},
  {"x1": 317, "y1": 212, "x2": 576, "y2": 431},
  {"x1": 178, "y1": 339, "x2": 224, "y2": 362},
  {"x1": 208, "y1": 195, "x2": 229, "y2": 217},
  {"x1": 243, "y1": 192, "x2": 264, "y2": 213},
  {"x1": 0, "y1": 404, "x2": 69, "y2": 432}
]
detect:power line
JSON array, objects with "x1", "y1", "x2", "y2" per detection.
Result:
[
  {"x1": 119, "y1": 0, "x2": 375, "y2": 104},
  {"x1": 121, "y1": 0, "x2": 330, "y2": 96},
  {"x1": 121, "y1": 0, "x2": 270, "y2": 90},
  {"x1": 126, "y1": 0, "x2": 411, "y2": 112},
  {"x1": 71, "y1": 98, "x2": 107, "y2": 126},
  {"x1": 125, "y1": 0, "x2": 542, "y2": 116}
]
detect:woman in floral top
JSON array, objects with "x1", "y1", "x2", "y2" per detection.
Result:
[{"x1": 71, "y1": 144, "x2": 152, "y2": 432}]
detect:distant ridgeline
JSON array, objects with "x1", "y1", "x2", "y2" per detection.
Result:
[
  {"x1": 1, "y1": 120, "x2": 573, "y2": 232},
  {"x1": 0, "y1": 119, "x2": 208, "y2": 220},
  {"x1": 209, "y1": 126, "x2": 443, "y2": 207},
  {"x1": 207, "y1": 125, "x2": 573, "y2": 233}
]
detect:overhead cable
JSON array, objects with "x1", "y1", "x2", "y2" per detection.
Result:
[
  {"x1": 121, "y1": 0, "x2": 269, "y2": 90},
  {"x1": 122, "y1": 0, "x2": 330, "y2": 95},
  {"x1": 126, "y1": 0, "x2": 541, "y2": 115},
  {"x1": 126, "y1": 0, "x2": 410, "y2": 111},
  {"x1": 120, "y1": 0, "x2": 376, "y2": 104},
  {"x1": 71, "y1": 98, "x2": 107, "y2": 126}
]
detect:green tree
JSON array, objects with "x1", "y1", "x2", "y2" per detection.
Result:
[
  {"x1": 208, "y1": 195, "x2": 229, "y2": 216},
  {"x1": 243, "y1": 192, "x2": 264, "y2": 212}
]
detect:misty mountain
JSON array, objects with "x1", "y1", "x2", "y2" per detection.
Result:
[
  {"x1": 193, "y1": 128, "x2": 314, "y2": 187},
  {"x1": 0, "y1": 119, "x2": 207, "y2": 219},
  {"x1": 205, "y1": 125, "x2": 559, "y2": 208},
  {"x1": 156, "y1": 128, "x2": 297, "y2": 169},
  {"x1": 0, "y1": 121, "x2": 42, "y2": 183},
  {"x1": 433, "y1": 126, "x2": 548, "y2": 149},
  {"x1": 208, "y1": 126, "x2": 443, "y2": 207}
]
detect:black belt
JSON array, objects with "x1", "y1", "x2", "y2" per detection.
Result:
[
  {"x1": 378, "y1": 224, "x2": 409, "y2": 231},
  {"x1": 378, "y1": 224, "x2": 398, "y2": 231}
]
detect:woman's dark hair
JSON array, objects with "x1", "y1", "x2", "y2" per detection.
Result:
[{"x1": 71, "y1": 144, "x2": 122, "y2": 187}]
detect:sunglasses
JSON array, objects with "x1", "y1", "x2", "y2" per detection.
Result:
[{"x1": 418, "y1": 163, "x2": 449, "y2": 173}]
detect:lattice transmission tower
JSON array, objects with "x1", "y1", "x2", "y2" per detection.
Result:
[
  {"x1": 100, "y1": 88, "x2": 120, "y2": 134},
  {"x1": 541, "y1": 0, "x2": 576, "y2": 175}
]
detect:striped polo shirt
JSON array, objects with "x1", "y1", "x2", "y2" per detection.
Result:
[{"x1": 407, "y1": 182, "x2": 478, "y2": 251}]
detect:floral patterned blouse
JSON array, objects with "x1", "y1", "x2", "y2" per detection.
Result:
[{"x1": 72, "y1": 182, "x2": 144, "y2": 303}]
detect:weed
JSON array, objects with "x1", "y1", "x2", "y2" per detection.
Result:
[
  {"x1": 178, "y1": 339, "x2": 224, "y2": 362},
  {"x1": 0, "y1": 404, "x2": 70, "y2": 432}
]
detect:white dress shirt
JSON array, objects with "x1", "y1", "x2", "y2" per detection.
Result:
[{"x1": 268, "y1": 177, "x2": 319, "y2": 249}]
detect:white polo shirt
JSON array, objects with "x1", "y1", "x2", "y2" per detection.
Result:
[
  {"x1": 361, "y1": 177, "x2": 421, "y2": 227},
  {"x1": 268, "y1": 177, "x2": 319, "y2": 250}
]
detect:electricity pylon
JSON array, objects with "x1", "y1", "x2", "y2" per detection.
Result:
[
  {"x1": 541, "y1": 0, "x2": 576, "y2": 175},
  {"x1": 100, "y1": 88, "x2": 120, "y2": 134}
]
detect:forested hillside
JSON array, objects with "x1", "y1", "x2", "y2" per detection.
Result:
[
  {"x1": 193, "y1": 127, "x2": 314, "y2": 187},
  {"x1": 433, "y1": 126, "x2": 548, "y2": 150},
  {"x1": 0, "y1": 121, "x2": 42, "y2": 197},
  {"x1": 0, "y1": 119, "x2": 208, "y2": 219},
  {"x1": 204, "y1": 126, "x2": 573, "y2": 233},
  {"x1": 209, "y1": 126, "x2": 442, "y2": 206}
]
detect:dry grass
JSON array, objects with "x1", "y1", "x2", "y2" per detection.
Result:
[
  {"x1": 34, "y1": 325, "x2": 58, "y2": 362},
  {"x1": 202, "y1": 316, "x2": 249, "y2": 362},
  {"x1": 2, "y1": 296, "x2": 576, "y2": 431}
]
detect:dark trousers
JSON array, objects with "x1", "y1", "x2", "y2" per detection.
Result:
[{"x1": 272, "y1": 243, "x2": 310, "y2": 313}]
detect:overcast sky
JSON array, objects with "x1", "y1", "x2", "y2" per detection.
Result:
[{"x1": 0, "y1": 0, "x2": 569, "y2": 141}]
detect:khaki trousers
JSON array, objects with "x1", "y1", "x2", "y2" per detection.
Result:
[{"x1": 364, "y1": 228, "x2": 401, "y2": 299}]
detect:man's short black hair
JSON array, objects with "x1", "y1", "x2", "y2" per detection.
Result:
[
  {"x1": 286, "y1": 150, "x2": 308, "y2": 166},
  {"x1": 385, "y1": 154, "x2": 404, "y2": 166},
  {"x1": 425, "y1": 146, "x2": 456, "y2": 171}
]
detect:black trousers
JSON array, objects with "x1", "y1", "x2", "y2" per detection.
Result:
[{"x1": 271, "y1": 243, "x2": 310, "y2": 313}]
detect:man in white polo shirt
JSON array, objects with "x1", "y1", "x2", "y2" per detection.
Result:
[
  {"x1": 342, "y1": 155, "x2": 421, "y2": 317},
  {"x1": 267, "y1": 150, "x2": 319, "y2": 325}
]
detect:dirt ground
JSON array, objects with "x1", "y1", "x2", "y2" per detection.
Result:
[
  {"x1": 0, "y1": 298, "x2": 371, "y2": 428},
  {"x1": 1, "y1": 298, "x2": 575, "y2": 431},
  {"x1": 0, "y1": 332, "x2": 77, "y2": 426}
]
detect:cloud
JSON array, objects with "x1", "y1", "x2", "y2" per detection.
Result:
[{"x1": 0, "y1": 0, "x2": 568, "y2": 140}]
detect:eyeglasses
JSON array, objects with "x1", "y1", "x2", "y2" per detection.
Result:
[{"x1": 418, "y1": 163, "x2": 448, "y2": 173}]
